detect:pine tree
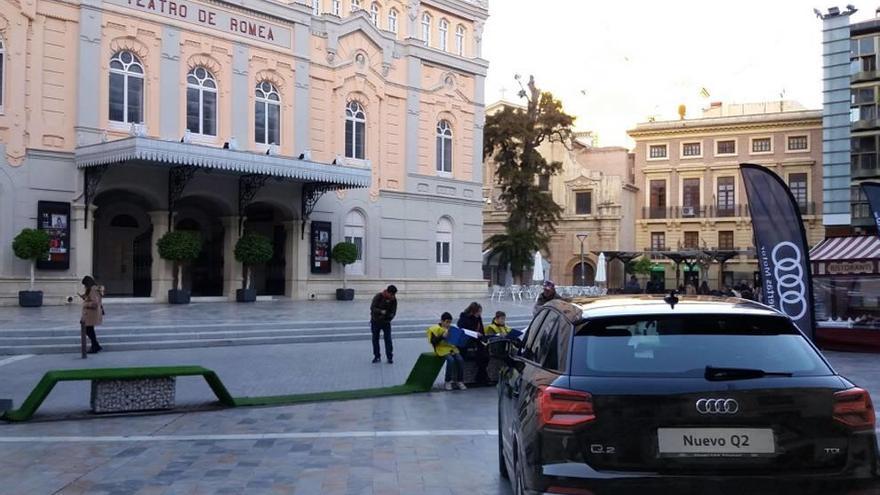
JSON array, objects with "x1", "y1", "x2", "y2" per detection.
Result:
[{"x1": 483, "y1": 76, "x2": 575, "y2": 281}]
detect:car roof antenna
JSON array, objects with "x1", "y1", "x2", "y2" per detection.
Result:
[{"x1": 664, "y1": 290, "x2": 679, "y2": 309}]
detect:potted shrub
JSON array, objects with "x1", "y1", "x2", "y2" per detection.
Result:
[
  {"x1": 233, "y1": 232, "x2": 273, "y2": 303},
  {"x1": 156, "y1": 230, "x2": 202, "y2": 304},
  {"x1": 12, "y1": 228, "x2": 50, "y2": 307},
  {"x1": 331, "y1": 241, "x2": 358, "y2": 301}
]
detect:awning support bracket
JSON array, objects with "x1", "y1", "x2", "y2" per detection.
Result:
[
  {"x1": 301, "y1": 182, "x2": 339, "y2": 239},
  {"x1": 238, "y1": 174, "x2": 271, "y2": 234},
  {"x1": 83, "y1": 164, "x2": 109, "y2": 229},
  {"x1": 168, "y1": 165, "x2": 199, "y2": 229}
]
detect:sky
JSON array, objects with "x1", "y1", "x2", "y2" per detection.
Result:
[{"x1": 482, "y1": 1, "x2": 875, "y2": 147}]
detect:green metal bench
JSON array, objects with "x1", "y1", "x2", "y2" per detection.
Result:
[
  {"x1": 2, "y1": 353, "x2": 448, "y2": 422},
  {"x1": 1, "y1": 366, "x2": 234, "y2": 422}
]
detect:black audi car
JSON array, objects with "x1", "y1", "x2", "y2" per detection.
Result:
[{"x1": 495, "y1": 296, "x2": 880, "y2": 495}]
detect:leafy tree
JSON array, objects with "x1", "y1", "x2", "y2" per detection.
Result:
[
  {"x1": 483, "y1": 76, "x2": 575, "y2": 281},
  {"x1": 331, "y1": 242, "x2": 359, "y2": 290},
  {"x1": 234, "y1": 232, "x2": 274, "y2": 290},
  {"x1": 12, "y1": 229, "x2": 50, "y2": 291},
  {"x1": 157, "y1": 230, "x2": 203, "y2": 291},
  {"x1": 629, "y1": 256, "x2": 655, "y2": 277}
]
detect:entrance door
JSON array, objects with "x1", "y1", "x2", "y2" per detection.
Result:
[
  {"x1": 572, "y1": 262, "x2": 595, "y2": 286},
  {"x1": 132, "y1": 227, "x2": 153, "y2": 297},
  {"x1": 263, "y1": 225, "x2": 286, "y2": 296}
]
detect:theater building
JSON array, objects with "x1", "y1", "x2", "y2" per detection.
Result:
[{"x1": 0, "y1": 0, "x2": 489, "y2": 304}]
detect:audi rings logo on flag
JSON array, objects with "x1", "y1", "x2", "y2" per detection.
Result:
[
  {"x1": 771, "y1": 241, "x2": 808, "y2": 321},
  {"x1": 695, "y1": 398, "x2": 740, "y2": 415}
]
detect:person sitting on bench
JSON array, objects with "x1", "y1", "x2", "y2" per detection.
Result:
[{"x1": 426, "y1": 312, "x2": 466, "y2": 391}]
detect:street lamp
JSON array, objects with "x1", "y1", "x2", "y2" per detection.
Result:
[{"x1": 576, "y1": 233, "x2": 589, "y2": 286}]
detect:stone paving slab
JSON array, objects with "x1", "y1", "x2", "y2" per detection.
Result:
[{"x1": 0, "y1": 389, "x2": 511, "y2": 495}]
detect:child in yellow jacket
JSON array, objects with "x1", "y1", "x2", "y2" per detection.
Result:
[
  {"x1": 485, "y1": 311, "x2": 511, "y2": 337},
  {"x1": 426, "y1": 312, "x2": 466, "y2": 390}
]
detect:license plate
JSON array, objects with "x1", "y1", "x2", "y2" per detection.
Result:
[{"x1": 657, "y1": 428, "x2": 775, "y2": 456}]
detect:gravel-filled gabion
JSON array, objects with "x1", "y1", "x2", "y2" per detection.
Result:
[{"x1": 90, "y1": 378, "x2": 176, "y2": 414}]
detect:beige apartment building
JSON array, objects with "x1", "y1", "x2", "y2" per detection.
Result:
[
  {"x1": 627, "y1": 102, "x2": 824, "y2": 290},
  {"x1": 483, "y1": 102, "x2": 637, "y2": 288}
]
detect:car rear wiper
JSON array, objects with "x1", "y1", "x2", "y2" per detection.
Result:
[{"x1": 704, "y1": 366, "x2": 793, "y2": 381}]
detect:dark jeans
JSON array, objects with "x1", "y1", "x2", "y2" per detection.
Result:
[
  {"x1": 461, "y1": 340, "x2": 489, "y2": 383},
  {"x1": 83, "y1": 325, "x2": 99, "y2": 347},
  {"x1": 444, "y1": 353, "x2": 464, "y2": 382},
  {"x1": 371, "y1": 321, "x2": 393, "y2": 359}
]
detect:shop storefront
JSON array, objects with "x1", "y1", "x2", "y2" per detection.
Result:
[{"x1": 811, "y1": 235, "x2": 880, "y2": 351}]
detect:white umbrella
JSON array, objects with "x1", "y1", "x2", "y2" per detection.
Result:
[
  {"x1": 595, "y1": 252, "x2": 607, "y2": 284},
  {"x1": 532, "y1": 252, "x2": 545, "y2": 282}
]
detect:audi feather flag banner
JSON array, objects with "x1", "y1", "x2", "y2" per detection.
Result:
[
  {"x1": 861, "y1": 182, "x2": 880, "y2": 234},
  {"x1": 740, "y1": 164, "x2": 815, "y2": 340}
]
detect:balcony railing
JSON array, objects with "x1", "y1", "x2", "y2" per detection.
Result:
[{"x1": 642, "y1": 205, "x2": 750, "y2": 220}]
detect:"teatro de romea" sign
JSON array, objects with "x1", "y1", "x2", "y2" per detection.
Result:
[{"x1": 107, "y1": 0, "x2": 293, "y2": 49}]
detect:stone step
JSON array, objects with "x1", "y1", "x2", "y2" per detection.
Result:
[
  {"x1": 0, "y1": 317, "x2": 533, "y2": 355},
  {"x1": 0, "y1": 316, "x2": 533, "y2": 337},
  {"x1": 0, "y1": 329, "x2": 451, "y2": 355}
]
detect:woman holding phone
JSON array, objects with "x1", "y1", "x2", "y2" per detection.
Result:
[{"x1": 80, "y1": 276, "x2": 103, "y2": 353}]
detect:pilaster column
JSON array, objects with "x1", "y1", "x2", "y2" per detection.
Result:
[
  {"x1": 71, "y1": 204, "x2": 95, "y2": 278},
  {"x1": 283, "y1": 220, "x2": 297, "y2": 298},
  {"x1": 288, "y1": 219, "x2": 310, "y2": 299},
  {"x1": 148, "y1": 211, "x2": 173, "y2": 298},
  {"x1": 221, "y1": 216, "x2": 243, "y2": 300}
]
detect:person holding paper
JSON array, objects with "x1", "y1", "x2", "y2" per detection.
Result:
[
  {"x1": 458, "y1": 302, "x2": 489, "y2": 385},
  {"x1": 427, "y1": 312, "x2": 466, "y2": 391},
  {"x1": 486, "y1": 311, "x2": 511, "y2": 337}
]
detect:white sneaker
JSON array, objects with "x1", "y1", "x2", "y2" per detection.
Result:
[
  {"x1": 457, "y1": 382, "x2": 468, "y2": 390},
  {"x1": 444, "y1": 382, "x2": 454, "y2": 391}
]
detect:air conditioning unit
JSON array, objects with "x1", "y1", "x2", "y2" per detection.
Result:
[{"x1": 681, "y1": 206, "x2": 696, "y2": 217}]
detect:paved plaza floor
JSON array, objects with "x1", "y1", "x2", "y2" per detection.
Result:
[{"x1": 0, "y1": 389, "x2": 511, "y2": 495}]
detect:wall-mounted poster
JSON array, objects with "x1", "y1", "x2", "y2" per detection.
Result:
[
  {"x1": 37, "y1": 201, "x2": 71, "y2": 270},
  {"x1": 310, "y1": 221, "x2": 332, "y2": 274}
]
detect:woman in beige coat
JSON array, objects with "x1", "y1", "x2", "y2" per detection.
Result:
[{"x1": 80, "y1": 275, "x2": 103, "y2": 353}]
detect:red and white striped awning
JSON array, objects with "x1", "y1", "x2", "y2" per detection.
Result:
[{"x1": 810, "y1": 236, "x2": 880, "y2": 261}]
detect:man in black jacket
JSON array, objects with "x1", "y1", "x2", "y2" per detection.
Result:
[{"x1": 370, "y1": 285, "x2": 398, "y2": 363}]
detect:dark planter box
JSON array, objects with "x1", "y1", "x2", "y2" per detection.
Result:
[
  {"x1": 18, "y1": 290, "x2": 43, "y2": 308},
  {"x1": 236, "y1": 288, "x2": 257, "y2": 303},
  {"x1": 167, "y1": 289, "x2": 191, "y2": 305},
  {"x1": 336, "y1": 288, "x2": 355, "y2": 301}
]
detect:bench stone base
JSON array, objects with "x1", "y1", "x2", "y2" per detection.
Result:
[{"x1": 90, "y1": 378, "x2": 176, "y2": 414}]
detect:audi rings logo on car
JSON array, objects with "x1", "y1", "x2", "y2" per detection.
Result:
[
  {"x1": 695, "y1": 398, "x2": 740, "y2": 415},
  {"x1": 771, "y1": 241, "x2": 808, "y2": 321}
]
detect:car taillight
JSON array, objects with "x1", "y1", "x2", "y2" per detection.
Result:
[
  {"x1": 833, "y1": 387, "x2": 876, "y2": 430},
  {"x1": 537, "y1": 386, "x2": 595, "y2": 428}
]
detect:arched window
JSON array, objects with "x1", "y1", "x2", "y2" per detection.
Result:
[
  {"x1": 345, "y1": 100, "x2": 366, "y2": 160},
  {"x1": 421, "y1": 13, "x2": 431, "y2": 46},
  {"x1": 438, "y1": 19, "x2": 449, "y2": 52},
  {"x1": 436, "y1": 217, "x2": 453, "y2": 277},
  {"x1": 344, "y1": 210, "x2": 366, "y2": 276},
  {"x1": 388, "y1": 8, "x2": 398, "y2": 35},
  {"x1": 456, "y1": 25, "x2": 466, "y2": 56},
  {"x1": 186, "y1": 67, "x2": 217, "y2": 136},
  {"x1": 351, "y1": 0, "x2": 360, "y2": 12},
  {"x1": 0, "y1": 38, "x2": 6, "y2": 112},
  {"x1": 332, "y1": 0, "x2": 341, "y2": 15},
  {"x1": 436, "y1": 120, "x2": 453, "y2": 174},
  {"x1": 370, "y1": 2, "x2": 380, "y2": 25},
  {"x1": 109, "y1": 51, "x2": 144, "y2": 124},
  {"x1": 254, "y1": 81, "x2": 280, "y2": 145},
  {"x1": 312, "y1": 0, "x2": 320, "y2": 15}
]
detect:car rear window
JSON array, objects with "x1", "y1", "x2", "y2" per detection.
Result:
[{"x1": 570, "y1": 314, "x2": 832, "y2": 378}]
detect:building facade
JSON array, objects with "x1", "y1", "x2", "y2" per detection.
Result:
[
  {"x1": 0, "y1": 0, "x2": 489, "y2": 304},
  {"x1": 483, "y1": 101, "x2": 637, "y2": 288},
  {"x1": 628, "y1": 102, "x2": 824, "y2": 289},
  {"x1": 818, "y1": 5, "x2": 880, "y2": 235}
]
